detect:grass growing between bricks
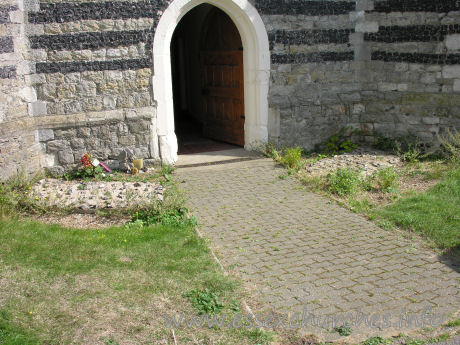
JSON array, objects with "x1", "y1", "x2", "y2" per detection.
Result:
[{"x1": 0, "y1": 219, "x2": 272, "y2": 344}]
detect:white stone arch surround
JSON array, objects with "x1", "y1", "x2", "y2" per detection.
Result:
[{"x1": 152, "y1": 0, "x2": 270, "y2": 163}]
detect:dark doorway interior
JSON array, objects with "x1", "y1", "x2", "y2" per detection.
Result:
[{"x1": 171, "y1": 4, "x2": 244, "y2": 154}]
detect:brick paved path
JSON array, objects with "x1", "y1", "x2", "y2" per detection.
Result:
[{"x1": 175, "y1": 158, "x2": 459, "y2": 340}]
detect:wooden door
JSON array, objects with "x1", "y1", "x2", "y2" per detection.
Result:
[{"x1": 200, "y1": 8, "x2": 245, "y2": 146}]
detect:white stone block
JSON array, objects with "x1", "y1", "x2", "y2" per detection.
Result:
[
  {"x1": 378, "y1": 82, "x2": 397, "y2": 91},
  {"x1": 397, "y1": 83, "x2": 408, "y2": 91},
  {"x1": 18, "y1": 86, "x2": 37, "y2": 103},
  {"x1": 355, "y1": 21, "x2": 379, "y2": 33},
  {"x1": 445, "y1": 34, "x2": 460, "y2": 51},
  {"x1": 442, "y1": 65, "x2": 460, "y2": 79},
  {"x1": 349, "y1": 11, "x2": 365, "y2": 22},
  {"x1": 9, "y1": 10, "x2": 24, "y2": 24},
  {"x1": 29, "y1": 101, "x2": 47, "y2": 116},
  {"x1": 35, "y1": 128, "x2": 54, "y2": 142},
  {"x1": 453, "y1": 79, "x2": 460, "y2": 92}
]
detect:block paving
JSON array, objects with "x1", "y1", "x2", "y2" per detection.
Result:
[{"x1": 175, "y1": 158, "x2": 460, "y2": 339}]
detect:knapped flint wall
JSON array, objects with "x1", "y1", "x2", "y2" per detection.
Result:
[{"x1": 260, "y1": 0, "x2": 460, "y2": 149}]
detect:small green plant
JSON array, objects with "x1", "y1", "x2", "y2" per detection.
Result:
[
  {"x1": 279, "y1": 147, "x2": 303, "y2": 169},
  {"x1": 375, "y1": 167, "x2": 399, "y2": 192},
  {"x1": 105, "y1": 337, "x2": 120, "y2": 345},
  {"x1": 373, "y1": 134, "x2": 398, "y2": 151},
  {"x1": 184, "y1": 288, "x2": 224, "y2": 315},
  {"x1": 63, "y1": 153, "x2": 105, "y2": 180},
  {"x1": 363, "y1": 336, "x2": 390, "y2": 345},
  {"x1": 262, "y1": 142, "x2": 280, "y2": 160},
  {"x1": 438, "y1": 128, "x2": 460, "y2": 163},
  {"x1": 327, "y1": 168, "x2": 361, "y2": 196},
  {"x1": 334, "y1": 325, "x2": 352, "y2": 336},
  {"x1": 323, "y1": 128, "x2": 358, "y2": 155}
]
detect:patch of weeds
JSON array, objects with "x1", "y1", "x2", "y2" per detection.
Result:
[
  {"x1": 363, "y1": 336, "x2": 390, "y2": 345},
  {"x1": 245, "y1": 328, "x2": 273, "y2": 344},
  {"x1": 280, "y1": 147, "x2": 303, "y2": 169},
  {"x1": 438, "y1": 128, "x2": 460, "y2": 163},
  {"x1": 299, "y1": 174, "x2": 327, "y2": 192},
  {"x1": 445, "y1": 318, "x2": 460, "y2": 327},
  {"x1": 278, "y1": 174, "x2": 287, "y2": 180},
  {"x1": 373, "y1": 134, "x2": 398, "y2": 151},
  {"x1": 429, "y1": 333, "x2": 451, "y2": 343},
  {"x1": 348, "y1": 196, "x2": 375, "y2": 213},
  {"x1": 327, "y1": 168, "x2": 361, "y2": 196},
  {"x1": 261, "y1": 142, "x2": 281, "y2": 160},
  {"x1": 334, "y1": 325, "x2": 352, "y2": 336},
  {"x1": 399, "y1": 144, "x2": 422, "y2": 163},
  {"x1": 323, "y1": 127, "x2": 358, "y2": 155},
  {"x1": 184, "y1": 288, "x2": 224, "y2": 315},
  {"x1": 129, "y1": 185, "x2": 197, "y2": 227},
  {"x1": 404, "y1": 338, "x2": 426, "y2": 345},
  {"x1": 0, "y1": 170, "x2": 47, "y2": 217},
  {"x1": 375, "y1": 167, "x2": 399, "y2": 193},
  {"x1": 159, "y1": 164, "x2": 175, "y2": 180},
  {"x1": 229, "y1": 301, "x2": 240, "y2": 312}
]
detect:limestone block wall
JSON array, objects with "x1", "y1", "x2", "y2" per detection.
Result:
[{"x1": 0, "y1": 0, "x2": 43, "y2": 179}]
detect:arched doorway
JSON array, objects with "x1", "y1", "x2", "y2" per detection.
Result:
[
  {"x1": 152, "y1": 0, "x2": 270, "y2": 164},
  {"x1": 171, "y1": 5, "x2": 245, "y2": 153}
]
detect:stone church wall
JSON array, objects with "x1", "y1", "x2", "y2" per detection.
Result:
[{"x1": 0, "y1": 0, "x2": 459, "y2": 179}]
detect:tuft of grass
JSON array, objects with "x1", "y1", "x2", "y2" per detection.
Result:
[
  {"x1": 374, "y1": 166, "x2": 460, "y2": 251},
  {"x1": 0, "y1": 170, "x2": 46, "y2": 217},
  {"x1": 327, "y1": 168, "x2": 361, "y2": 196},
  {"x1": 374, "y1": 167, "x2": 399, "y2": 193},
  {"x1": 279, "y1": 147, "x2": 303, "y2": 169},
  {"x1": 445, "y1": 318, "x2": 460, "y2": 327}
]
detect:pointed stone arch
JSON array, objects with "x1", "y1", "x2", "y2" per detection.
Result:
[{"x1": 152, "y1": 0, "x2": 270, "y2": 163}]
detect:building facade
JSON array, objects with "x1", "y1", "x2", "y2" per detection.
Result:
[{"x1": 1, "y1": 0, "x2": 459, "y2": 179}]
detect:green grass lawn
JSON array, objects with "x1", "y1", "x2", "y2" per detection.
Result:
[
  {"x1": 0, "y1": 219, "x2": 270, "y2": 345},
  {"x1": 373, "y1": 166, "x2": 460, "y2": 252}
]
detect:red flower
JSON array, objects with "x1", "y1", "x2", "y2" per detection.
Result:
[{"x1": 80, "y1": 153, "x2": 92, "y2": 168}]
